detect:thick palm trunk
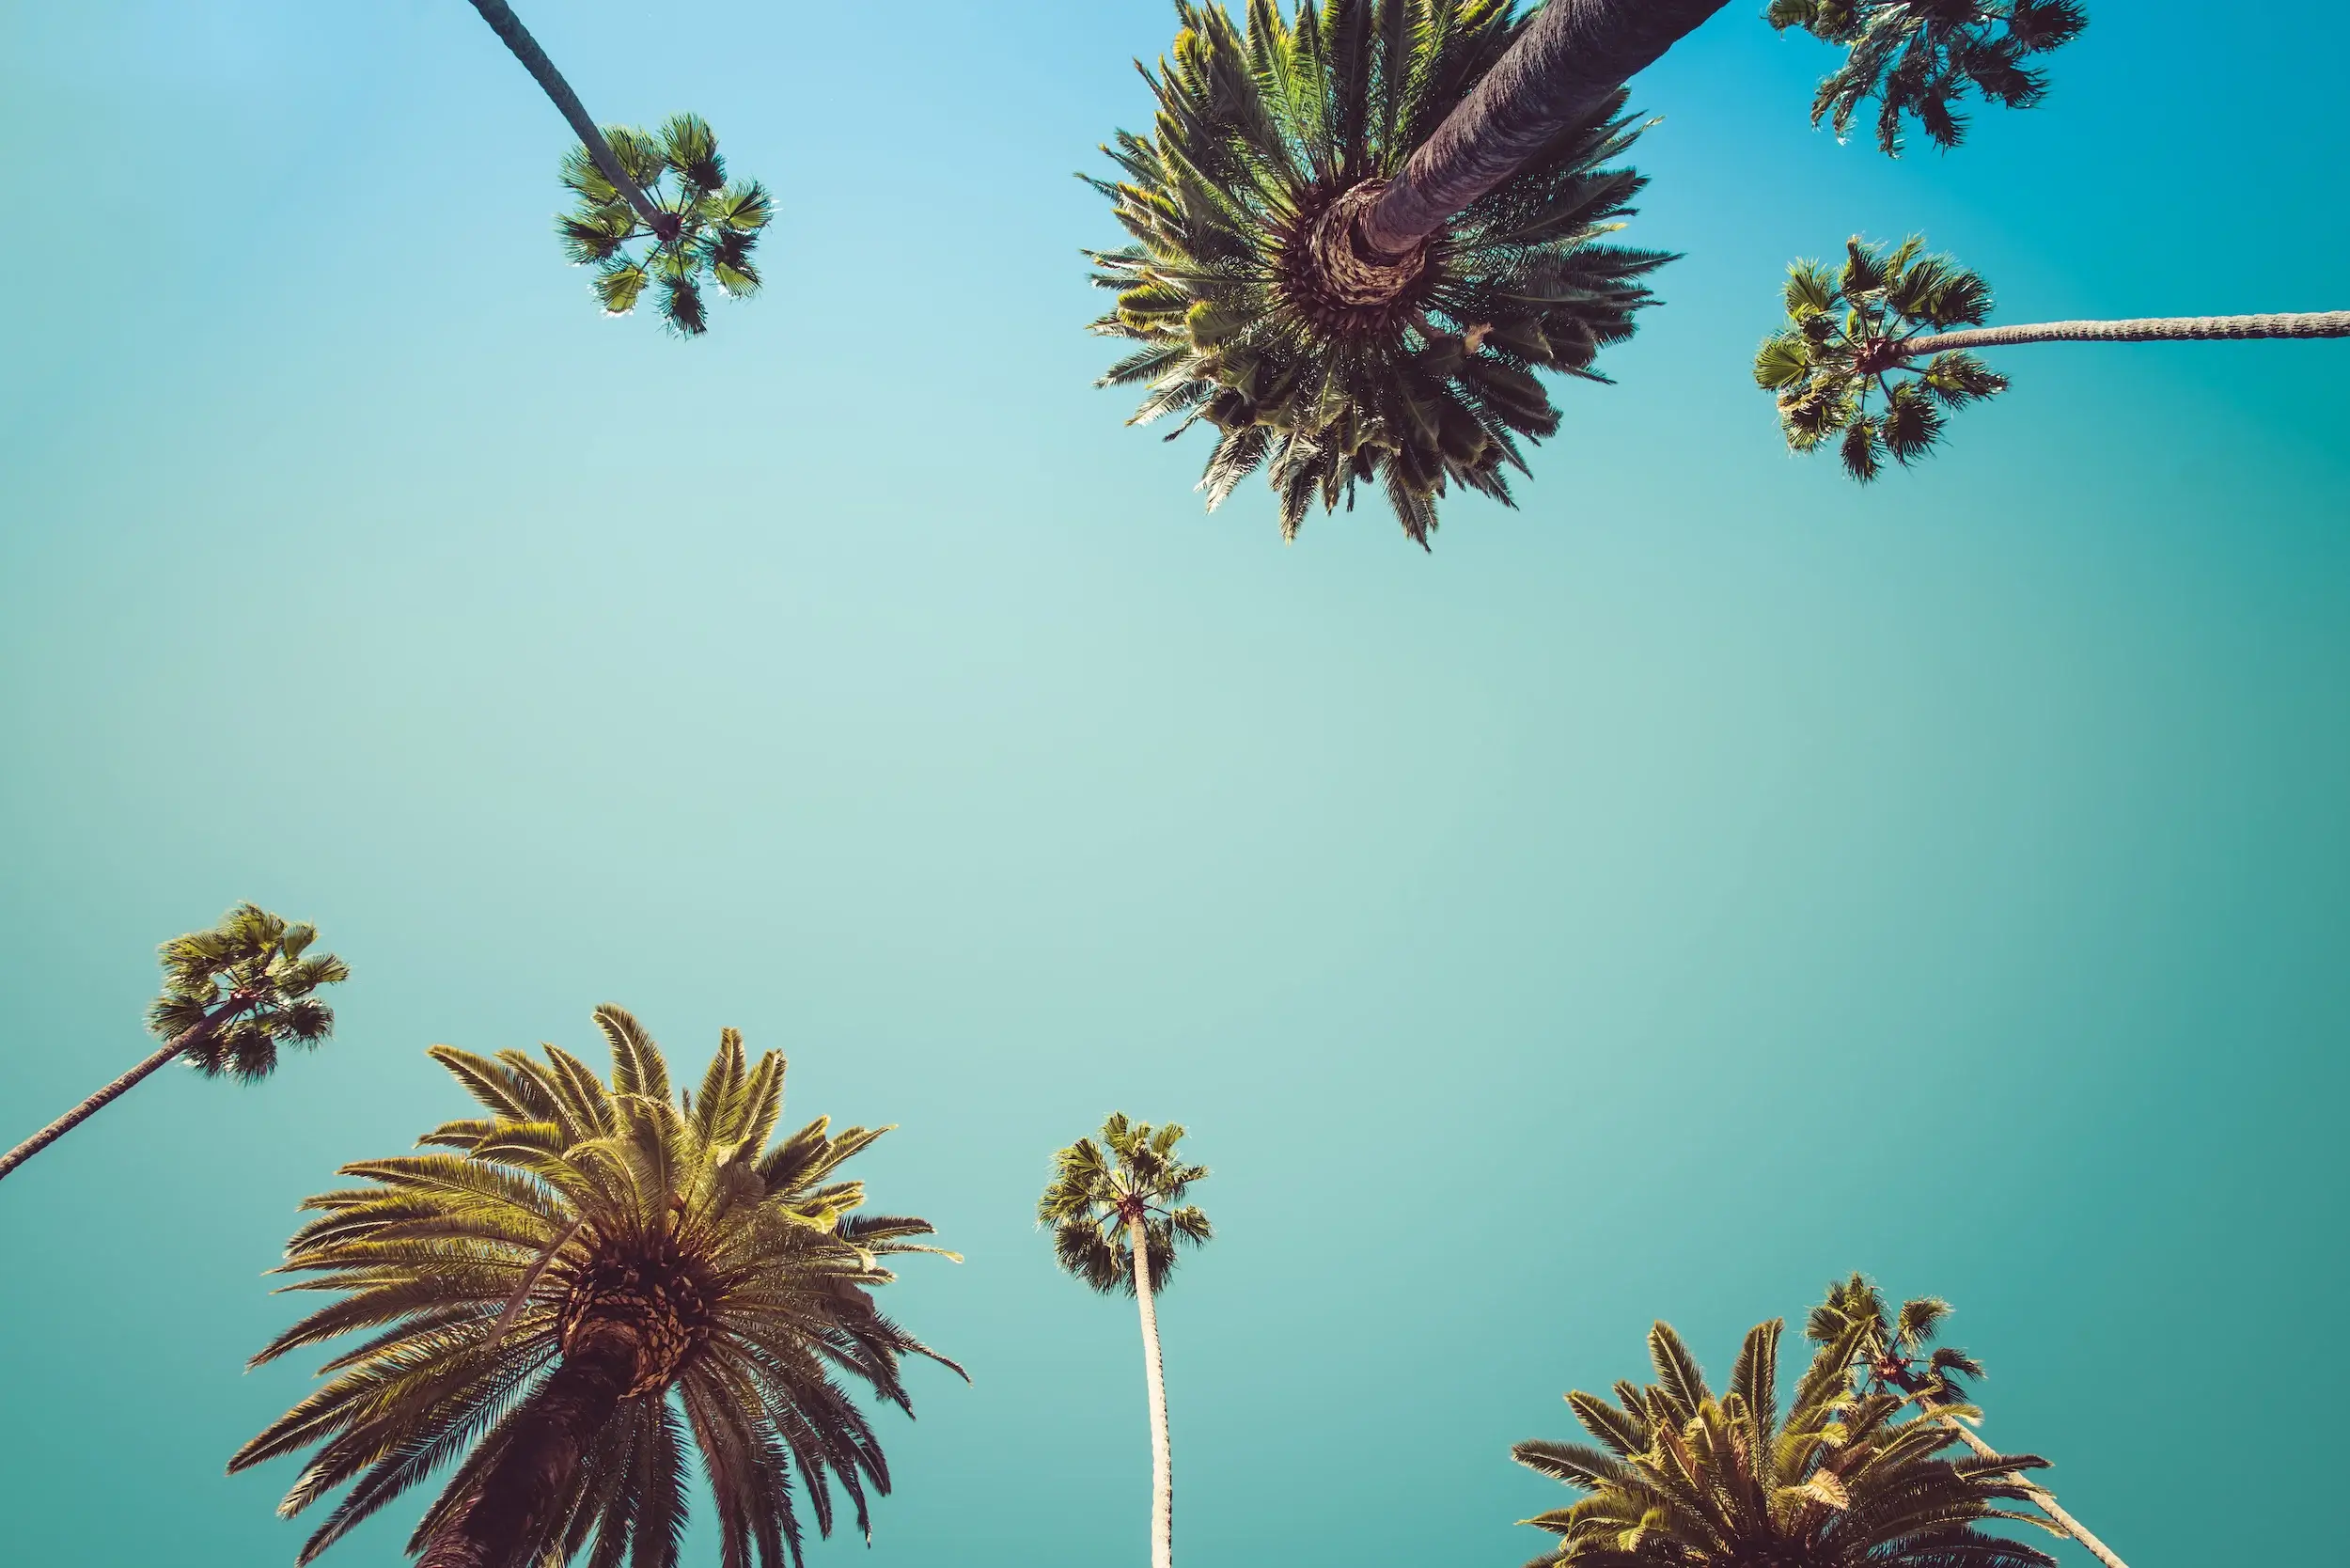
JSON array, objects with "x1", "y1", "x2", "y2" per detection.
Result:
[
  {"x1": 415, "y1": 1330, "x2": 635, "y2": 1568},
  {"x1": 1922, "y1": 1402, "x2": 2128, "y2": 1568},
  {"x1": 1356, "y1": 0, "x2": 1732, "y2": 259},
  {"x1": 1904, "y1": 311, "x2": 2350, "y2": 357},
  {"x1": 1129, "y1": 1215, "x2": 1174, "y2": 1568},
  {"x1": 466, "y1": 0, "x2": 666, "y2": 230},
  {"x1": 0, "y1": 1021, "x2": 216, "y2": 1184}
]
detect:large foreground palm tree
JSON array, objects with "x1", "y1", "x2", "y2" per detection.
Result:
[
  {"x1": 1756, "y1": 234, "x2": 2350, "y2": 480},
  {"x1": 1513, "y1": 1317, "x2": 2060, "y2": 1568},
  {"x1": 231, "y1": 1006, "x2": 961, "y2": 1568},
  {"x1": 0, "y1": 903, "x2": 347, "y2": 1185},
  {"x1": 1038, "y1": 1115, "x2": 1212, "y2": 1568},
  {"x1": 468, "y1": 0, "x2": 771, "y2": 334},
  {"x1": 1809, "y1": 1275, "x2": 2130, "y2": 1568}
]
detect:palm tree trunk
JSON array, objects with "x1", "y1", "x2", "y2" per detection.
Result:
[
  {"x1": 1904, "y1": 311, "x2": 2350, "y2": 357},
  {"x1": 1356, "y1": 0, "x2": 1732, "y2": 259},
  {"x1": 415, "y1": 1329, "x2": 636, "y2": 1568},
  {"x1": 1129, "y1": 1214, "x2": 1174, "y2": 1568},
  {"x1": 1923, "y1": 1401, "x2": 2128, "y2": 1568},
  {"x1": 0, "y1": 1021, "x2": 217, "y2": 1184},
  {"x1": 465, "y1": 0, "x2": 667, "y2": 230}
]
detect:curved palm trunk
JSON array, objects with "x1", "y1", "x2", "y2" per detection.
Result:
[
  {"x1": 1904, "y1": 311, "x2": 2350, "y2": 357},
  {"x1": 415, "y1": 1332, "x2": 634, "y2": 1568},
  {"x1": 1356, "y1": 0, "x2": 1733, "y2": 259},
  {"x1": 1922, "y1": 1402, "x2": 2128, "y2": 1568},
  {"x1": 1129, "y1": 1215, "x2": 1174, "y2": 1568},
  {"x1": 465, "y1": 0, "x2": 666, "y2": 230},
  {"x1": 0, "y1": 1019, "x2": 218, "y2": 1184}
]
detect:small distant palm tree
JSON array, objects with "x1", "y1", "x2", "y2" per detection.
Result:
[
  {"x1": 1755, "y1": 234, "x2": 2350, "y2": 480},
  {"x1": 1810, "y1": 1274, "x2": 2130, "y2": 1568},
  {"x1": 1038, "y1": 1114, "x2": 1212, "y2": 1568},
  {"x1": 230, "y1": 1006, "x2": 961, "y2": 1568},
  {"x1": 1513, "y1": 1317, "x2": 2060, "y2": 1568},
  {"x1": 1766, "y1": 0, "x2": 2090, "y2": 154},
  {"x1": 1092, "y1": 2, "x2": 1672, "y2": 544},
  {"x1": 0, "y1": 903, "x2": 347, "y2": 1185},
  {"x1": 468, "y1": 0, "x2": 771, "y2": 334}
]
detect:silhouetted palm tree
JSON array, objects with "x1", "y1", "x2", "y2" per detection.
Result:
[
  {"x1": 231, "y1": 1006, "x2": 961, "y2": 1568},
  {"x1": 1514, "y1": 1317, "x2": 2060, "y2": 1568},
  {"x1": 1038, "y1": 1115, "x2": 1212, "y2": 1568},
  {"x1": 1756, "y1": 234, "x2": 2350, "y2": 479},
  {"x1": 0, "y1": 903, "x2": 347, "y2": 1185},
  {"x1": 468, "y1": 0, "x2": 771, "y2": 334},
  {"x1": 1810, "y1": 1275, "x2": 2131, "y2": 1568},
  {"x1": 1768, "y1": 0, "x2": 2090, "y2": 155}
]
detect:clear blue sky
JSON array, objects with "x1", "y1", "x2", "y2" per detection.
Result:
[{"x1": 1, "y1": 2, "x2": 2343, "y2": 1565}]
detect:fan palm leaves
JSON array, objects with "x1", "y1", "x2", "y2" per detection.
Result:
[
  {"x1": 469, "y1": 1, "x2": 771, "y2": 335},
  {"x1": 1810, "y1": 1275, "x2": 2132, "y2": 1568},
  {"x1": 1090, "y1": 1, "x2": 1673, "y2": 546},
  {"x1": 557, "y1": 116, "x2": 773, "y2": 336},
  {"x1": 1767, "y1": 0, "x2": 2090, "y2": 155},
  {"x1": 229, "y1": 1006, "x2": 960, "y2": 1568},
  {"x1": 1513, "y1": 1317, "x2": 2060, "y2": 1568},
  {"x1": 1757, "y1": 234, "x2": 2350, "y2": 480},
  {"x1": 0, "y1": 903, "x2": 347, "y2": 1185},
  {"x1": 1039, "y1": 1115, "x2": 1212, "y2": 1568}
]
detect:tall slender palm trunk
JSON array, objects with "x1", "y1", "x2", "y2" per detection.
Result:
[
  {"x1": 1128, "y1": 1213, "x2": 1174, "y2": 1568},
  {"x1": 1920, "y1": 1400, "x2": 2128, "y2": 1568},
  {"x1": 0, "y1": 1018, "x2": 217, "y2": 1184},
  {"x1": 1903, "y1": 310, "x2": 2350, "y2": 358},
  {"x1": 415, "y1": 1329, "x2": 636, "y2": 1568},
  {"x1": 465, "y1": 0, "x2": 668, "y2": 231},
  {"x1": 1355, "y1": 0, "x2": 1732, "y2": 259}
]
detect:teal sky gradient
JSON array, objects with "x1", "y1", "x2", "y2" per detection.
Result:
[{"x1": 2, "y1": 3, "x2": 2344, "y2": 1565}]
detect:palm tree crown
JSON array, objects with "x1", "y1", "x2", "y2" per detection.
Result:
[
  {"x1": 1767, "y1": 0, "x2": 2090, "y2": 154},
  {"x1": 1090, "y1": 0, "x2": 1670, "y2": 547},
  {"x1": 231, "y1": 1006, "x2": 959, "y2": 1568},
  {"x1": 1755, "y1": 234, "x2": 2008, "y2": 481},
  {"x1": 558, "y1": 114, "x2": 773, "y2": 336},
  {"x1": 1808, "y1": 1274, "x2": 1983, "y2": 1403},
  {"x1": 1039, "y1": 1113, "x2": 1212, "y2": 1294},
  {"x1": 1512, "y1": 1318, "x2": 2060, "y2": 1568},
  {"x1": 149, "y1": 902, "x2": 349, "y2": 1080}
]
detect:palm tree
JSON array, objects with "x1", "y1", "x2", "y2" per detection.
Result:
[
  {"x1": 1767, "y1": 0, "x2": 2090, "y2": 155},
  {"x1": 1513, "y1": 1317, "x2": 2061, "y2": 1568},
  {"x1": 1756, "y1": 234, "x2": 2350, "y2": 480},
  {"x1": 1091, "y1": 2, "x2": 1673, "y2": 544},
  {"x1": 230, "y1": 1005, "x2": 962, "y2": 1568},
  {"x1": 1809, "y1": 1275, "x2": 2130, "y2": 1568},
  {"x1": 1037, "y1": 1114, "x2": 1212, "y2": 1568},
  {"x1": 468, "y1": 0, "x2": 771, "y2": 334},
  {"x1": 0, "y1": 903, "x2": 347, "y2": 1185}
]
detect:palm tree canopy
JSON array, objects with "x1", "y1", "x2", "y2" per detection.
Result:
[
  {"x1": 1754, "y1": 234, "x2": 2008, "y2": 481},
  {"x1": 149, "y1": 902, "x2": 349, "y2": 1080},
  {"x1": 1038, "y1": 1113, "x2": 1211, "y2": 1295},
  {"x1": 1513, "y1": 1318, "x2": 2060, "y2": 1568},
  {"x1": 230, "y1": 1005, "x2": 960, "y2": 1568},
  {"x1": 1089, "y1": 0, "x2": 1671, "y2": 547},
  {"x1": 558, "y1": 114, "x2": 773, "y2": 336},
  {"x1": 1767, "y1": 0, "x2": 2090, "y2": 154},
  {"x1": 1809, "y1": 1273, "x2": 1987, "y2": 1403}
]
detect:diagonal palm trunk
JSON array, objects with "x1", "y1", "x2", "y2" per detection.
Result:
[
  {"x1": 1355, "y1": 0, "x2": 1734, "y2": 259},
  {"x1": 415, "y1": 1329, "x2": 637, "y2": 1568},
  {"x1": 1900, "y1": 310, "x2": 2350, "y2": 357},
  {"x1": 1129, "y1": 1213, "x2": 1174, "y2": 1568},
  {"x1": 1919, "y1": 1399, "x2": 2128, "y2": 1568},
  {"x1": 465, "y1": 0, "x2": 672, "y2": 234},
  {"x1": 0, "y1": 1015, "x2": 221, "y2": 1184}
]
